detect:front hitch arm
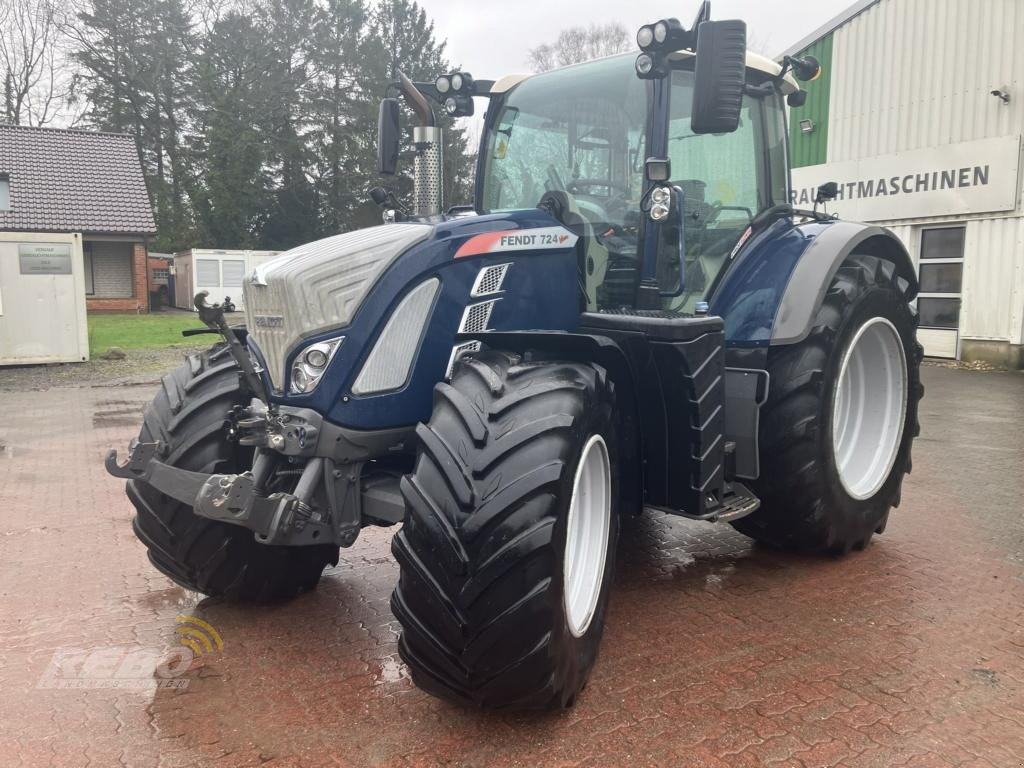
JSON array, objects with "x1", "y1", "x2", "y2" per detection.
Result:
[
  {"x1": 105, "y1": 441, "x2": 331, "y2": 546},
  {"x1": 194, "y1": 291, "x2": 273, "y2": 405}
]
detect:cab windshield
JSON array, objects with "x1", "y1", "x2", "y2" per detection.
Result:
[{"x1": 480, "y1": 54, "x2": 787, "y2": 312}]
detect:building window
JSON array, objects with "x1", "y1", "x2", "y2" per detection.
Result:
[
  {"x1": 221, "y1": 259, "x2": 246, "y2": 288},
  {"x1": 917, "y1": 226, "x2": 965, "y2": 332},
  {"x1": 152, "y1": 268, "x2": 170, "y2": 281},
  {"x1": 83, "y1": 241, "x2": 133, "y2": 298},
  {"x1": 84, "y1": 243, "x2": 95, "y2": 295},
  {"x1": 196, "y1": 259, "x2": 220, "y2": 287},
  {"x1": 0, "y1": 176, "x2": 9, "y2": 210}
]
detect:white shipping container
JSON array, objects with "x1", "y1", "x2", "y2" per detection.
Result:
[
  {"x1": 173, "y1": 249, "x2": 278, "y2": 312},
  {"x1": 0, "y1": 232, "x2": 89, "y2": 366}
]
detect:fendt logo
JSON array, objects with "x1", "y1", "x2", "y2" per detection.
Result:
[
  {"x1": 253, "y1": 315, "x2": 285, "y2": 328},
  {"x1": 37, "y1": 615, "x2": 224, "y2": 690},
  {"x1": 497, "y1": 232, "x2": 570, "y2": 248}
]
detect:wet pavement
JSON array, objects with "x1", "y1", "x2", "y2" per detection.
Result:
[{"x1": 1, "y1": 365, "x2": 1023, "y2": 767}]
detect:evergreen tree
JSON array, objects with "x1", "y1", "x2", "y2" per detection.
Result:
[
  {"x1": 68, "y1": 0, "x2": 478, "y2": 249},
  {"x1": 306, "y1": 0, "x2": 370, "y2": 234},
  {"x1": 188, "y1": 10, "x2": 274, "y2": 248},
  {"x1": 255, "y1": 0, "x2": 321, "y2": 249}
]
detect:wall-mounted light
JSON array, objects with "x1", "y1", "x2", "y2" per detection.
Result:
[{"x1": 799, "y1": 118, "x2": 815, "y2": 134}]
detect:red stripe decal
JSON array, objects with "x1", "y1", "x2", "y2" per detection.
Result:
[{"x1": 454, "y1": 230, "x2": 516, "y2": 259}]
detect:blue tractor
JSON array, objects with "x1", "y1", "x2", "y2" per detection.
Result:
[{"x1": 108, "y1": 4, "x2": 922, "y2": 710}]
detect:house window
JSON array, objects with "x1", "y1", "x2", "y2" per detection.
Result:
[
  {"x1": 0, "y1": 176, "x2": 9, "y2": 210},
  {"x1": 84, "y1": 243, "x2": 95, "y2": 295}
]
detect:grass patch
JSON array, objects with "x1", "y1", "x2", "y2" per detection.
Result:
[{"x1": 88, "y1": 312, "x2": 208, "y2": 355}]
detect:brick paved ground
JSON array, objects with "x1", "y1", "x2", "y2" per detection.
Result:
[{"x1": 0, "y1": 365, "x2": 1022, "y2": 768}]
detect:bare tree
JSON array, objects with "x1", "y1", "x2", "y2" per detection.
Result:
[
  {"x1": 528, "y1": 22, "x2": 631, "y2": 73},
  {"x1": 0, "y1": 0, "x2": 80, "y2": 126}
]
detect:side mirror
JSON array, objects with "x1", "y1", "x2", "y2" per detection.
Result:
[
  {"x1": 788, "y1": 54, "x2": 821, "y2": 82},
  {"x1": 690, "y1": 19, "x2": 746, "y2": 135},
  {"x1": 377, "y1": 98, "x2": 401, "y2": 176}
]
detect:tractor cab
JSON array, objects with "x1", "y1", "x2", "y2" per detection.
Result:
[{"x1": 476, "y1": 50, "x2": 796, "y2": 315}]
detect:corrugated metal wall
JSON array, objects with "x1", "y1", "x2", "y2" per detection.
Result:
[
  {"x1": 828, "y1": 0, "x2": 1024, "y2": 161},
  {"x1": 788, "y1": 35, "x2": 834, "y2": 167},
  {"x1": 876, "y1": 217, "x2": 1024, "y2": 344},
  {"x1": 819, "y1": 0, "x2": 1024, "y2": 352}
]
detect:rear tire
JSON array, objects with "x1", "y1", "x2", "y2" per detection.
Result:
[
  {"x1": 128, "y1": 345, "x2": 339, "y2": 600},
  {"x1": 732, "y1": 254, "x2": 923, "y2": 553},
  {"x1": 391, "y1": 350, "x2": 619, "y2": 709}
]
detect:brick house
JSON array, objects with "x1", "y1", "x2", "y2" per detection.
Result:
[{"x1": 0, "y1": 124, "x2": 157, "y2": 313}]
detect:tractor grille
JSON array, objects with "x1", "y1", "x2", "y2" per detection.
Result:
[
  {"x1": 459, "y1": 300, "x2": 497, "y2": 334},
  {"x1": 471, "y1": 263, "x2": 510, "y2": 297},
  {"x1": 446, "y1": 340, "x2": 481, "y2": 379}
]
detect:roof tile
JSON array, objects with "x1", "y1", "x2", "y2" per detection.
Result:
[{"x1": 0, "y1": 124, "x2": 157, "y2": 235}]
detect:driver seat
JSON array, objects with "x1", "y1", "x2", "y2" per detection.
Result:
[{"x1": 538, "y1": 190, "x2": 609, "y2": 311}]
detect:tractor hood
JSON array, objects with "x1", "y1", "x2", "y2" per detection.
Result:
[{"x1": 243, "y1": 223, "x2": 433, "y2": 389}]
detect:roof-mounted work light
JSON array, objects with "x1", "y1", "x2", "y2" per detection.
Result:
[
  {"x1": 428, "y1": 72, "x2": 476, "y2": 116},
  {"x1": 635, "y1": 3, "x2": 711, "y2": 79},
  {"x1": 637, "y1": 17, "x2": 687, "y2": 52},
  {"x1": 433, "y1": 72, "x2": 474, "y2": 97},
  {"x1": 635, "y1": 52, "x2": 669, "y2": 80}
]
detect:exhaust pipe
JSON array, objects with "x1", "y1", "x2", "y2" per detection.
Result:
[{"x1": 398, "y1": 71, "x2": 444, "y2": 217}]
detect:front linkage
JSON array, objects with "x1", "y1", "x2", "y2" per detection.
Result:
[{"x1": 106, "y1": 293, "x2": 407, "y2": 548}]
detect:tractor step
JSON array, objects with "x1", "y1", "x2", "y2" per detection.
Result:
[
  {"x1": 710, "y1": 482, "x2": 761, "y2": 522},
  {"x1": 646, "y1": 481, "x2": 760, "y2": 524}
]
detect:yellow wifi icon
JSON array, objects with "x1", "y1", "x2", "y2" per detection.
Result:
[{"x1": 175, "y1": 615, "x2": 224, "y2": 657}]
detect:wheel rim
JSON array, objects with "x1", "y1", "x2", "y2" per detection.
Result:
[
  {"x1": 563, "y1": 434, "x2": 611, "y2": 638},
  {"x1": 831, "y1": 316, "x2": 908, "y2": 500}
]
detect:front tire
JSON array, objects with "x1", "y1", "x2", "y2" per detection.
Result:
[
  {"x1": 128, "y1": 345, "x2": 339, "y2": 600},
  {"x1": 733, "y1": 254, "x2": 923, "y2": 553},
  {"x1": 391, "y1": 351, "x2": 619, "y2": 709}
]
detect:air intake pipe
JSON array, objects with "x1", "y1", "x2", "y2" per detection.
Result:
[{"x1": 397, "y1": 71, "x2": 444, "y2": 217}]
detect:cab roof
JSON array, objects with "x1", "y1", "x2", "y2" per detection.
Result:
[{"x1": 491, "y1": 50, "x2": 800, "y2": 96}]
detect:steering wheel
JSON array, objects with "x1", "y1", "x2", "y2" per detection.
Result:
[
  {"x1": 707, "y1": 203, "x2": 755, "y2": 226},
  {"x1": 567, "y1": 178, "x2": 631, "y2": 197}
]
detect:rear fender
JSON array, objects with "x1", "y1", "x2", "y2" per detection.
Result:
[
  {"x1": 771, "y1": 222, "x2": 918, "y2": 346},
  {"x1": 711, "y1": 219, "x2": 917, "y2": 349}
]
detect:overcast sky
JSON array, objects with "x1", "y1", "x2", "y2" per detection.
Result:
[{"x1": 418, "y1": 0, "x2": 853, "y2": 75}]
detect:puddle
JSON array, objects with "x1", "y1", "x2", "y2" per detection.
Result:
[
  {"x1": 135, "y1": 586, "x2": 206, "y2": 613},
  {"x1": 92, "y1": 403, "x2": 144, "y2": 429}
]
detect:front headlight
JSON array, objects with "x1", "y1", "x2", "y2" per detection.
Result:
[{"x1": 290, "y1": 337, "x2": 343, "y2": 394}]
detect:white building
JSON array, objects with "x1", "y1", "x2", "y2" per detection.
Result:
[{"x1": 784, "y1": 0, "x2": 1024, "y2": 367}]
